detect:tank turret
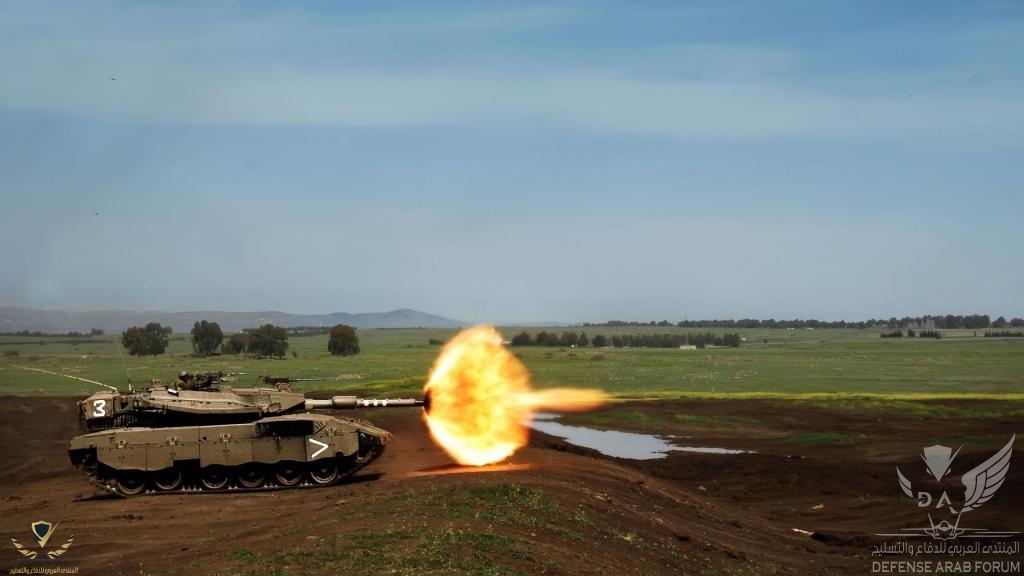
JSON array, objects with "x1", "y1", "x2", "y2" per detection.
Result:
[{"x1": 77, "y1": 381, "x2": 423, "y2": 431}]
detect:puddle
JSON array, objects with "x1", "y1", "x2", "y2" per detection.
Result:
[
  {"x1": 671, "y1": 446, "x2": 750, "y2": 455},
  {"x1": 529, "y1": 413, "x2": 752, "y2": 460}
]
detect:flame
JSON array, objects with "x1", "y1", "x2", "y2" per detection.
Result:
[{"x1": 423, "y1": 325, "x2": 608, "y2": 466}]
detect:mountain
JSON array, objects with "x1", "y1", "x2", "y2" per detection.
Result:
[{"x1": 0, "y1": 307, "x2": 463, "y2": 334}]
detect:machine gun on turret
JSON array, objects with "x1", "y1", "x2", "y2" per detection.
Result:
[
  {"x1": 173, "y1": 371, "x2": 247, "y2": 392},
  {"x1": 257, "y1": 375, "x2": 325, "y2": 391}
]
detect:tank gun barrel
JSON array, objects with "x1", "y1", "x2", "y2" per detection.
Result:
[
  {"x1": 260, "y1": 376, "x2": 326, "y2": 385},
  {"x1": 304, "y1": 396, "x2": 425, "y2": 410}
]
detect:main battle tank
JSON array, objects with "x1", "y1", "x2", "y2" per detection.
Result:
[{"x1": 67, "y1": 373, "x2": 425, "y2": 496}]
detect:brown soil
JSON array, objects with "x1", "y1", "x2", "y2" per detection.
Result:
[{"x1": 0, "y1": 397, "x2": 1021, "y2": 575}]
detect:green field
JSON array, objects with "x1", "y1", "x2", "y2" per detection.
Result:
[{"x1": 1, "y1": 327, "x2": 1022, "y2": 399}]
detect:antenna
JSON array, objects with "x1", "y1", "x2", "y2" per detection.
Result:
[
  {"x1": 10, "y1": 365, "x2": 118, "y2": 393},
  {"x1": 114, "y1": 337, "x2": 133, "y2": 392}
]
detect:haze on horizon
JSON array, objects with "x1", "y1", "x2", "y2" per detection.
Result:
[{"x1": 2, "y1": 1, "x2": 1021, "y2": 325}]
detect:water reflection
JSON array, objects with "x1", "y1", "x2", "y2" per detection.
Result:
[{"x1": 529, "y1": 413, "x2": 752, "y2": 460}]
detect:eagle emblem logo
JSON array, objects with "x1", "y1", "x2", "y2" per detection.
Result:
[
  {"x1": 8, "y1": 521, "x2": 75, "y2": 560},
  {"x1": 884, "y1": 435, "x2": 1017, "y2": 540}
]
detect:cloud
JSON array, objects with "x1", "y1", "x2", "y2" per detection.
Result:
[
  {"x1": 2, "y1": 2, "x2": 1020, "y2": 144},
  {"x1": 5, "y1": 62, "x2": 1020, "y2": 145}
]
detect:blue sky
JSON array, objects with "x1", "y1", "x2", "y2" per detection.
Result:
[{"x1": 1, "y1": 1, "x2": 1021, "y2": 323}]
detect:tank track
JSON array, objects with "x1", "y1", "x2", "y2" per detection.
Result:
[{"x1": 79, "y1": 447, "x2": 385, "y2": 498}]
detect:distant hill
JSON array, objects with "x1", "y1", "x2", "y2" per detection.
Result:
[{"x1": 0, "y1": 307, "x2": 463, "y2": 334}]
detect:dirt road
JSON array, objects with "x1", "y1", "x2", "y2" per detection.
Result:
[{"x1": 1, "y1": 397, "x2": 1021, "y2": 575}]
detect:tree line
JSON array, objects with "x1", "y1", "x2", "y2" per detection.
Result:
[
  {"x1": 3, "y1": 328, "x2": 105, "y2": 337},
  {"x1": 985, "y1": 330, "x2": 1024, "y2": 338},
  {"x1": 585, "y1": 314, "x2": 1024, "y2": 330},
  {"x1": 880, "y1": 329, "x2": 943, "y2": 339},
  {"x1": 509, "y1": 331, "x2": 741, "y2": 348},
  {"x1": 120, "y1": 321, "x2": 360, "y2": 358},
  {"x1": 283, "y1": 326, "x2": 333, "y2": 336}
]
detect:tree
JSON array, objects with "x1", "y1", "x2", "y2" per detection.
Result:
[
  {"x1": 328, "y1": 324, "x2": 360, "y2": 356},
  {"x1": 510, "y1": 331, "x2": 532, "y2": 346},
  {"x1": 561, "y1": 331, "x2": 579, "y2": 347},
  {"x1": 191, "y1": 320, "x2": 224, "y2": 356},
  {"x1": 121, "y1": 322, "x2": 169, "y2": 356},
  {"x1": 993, "y1": 316, "x2": 1008, "y2": 329},
  {"x1": 536, "y1": 331, "x2": 556, "y2": 346},
  {"x1": 247, "y1": 324, "x2": 289, "y2": 358},
  {"x1": 221, "y1": 332, "x2": 249, "y2": 355},
  {"x1": 577, "y1": 332, "x2": 589, "y2": 347},
  {"x1": 591, "y1": 334, "x2": 607, "y2": 347}
]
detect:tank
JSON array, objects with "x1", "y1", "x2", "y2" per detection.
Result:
[{"x1": 66, "y1": 374, "x2": 426, "y2": 496}]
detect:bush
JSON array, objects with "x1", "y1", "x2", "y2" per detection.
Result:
[
  {"x1": 328, "y1": 324, "x2": 360, "y2": 356},
  {"x1": 509, "y1": 332, "x2": 532, "y2": 346},
  {"x1": 2, "y1": 349, "x2": 18, "y2": 358},
  {"x1": 247, "y1": 324, "x2": 289, "y2": 358},
  {"x1": 222, "y1": 332, "x2": 249, "y2": 355},
  {"x1": 535, "y1": 331, "x2": 556, "y2": 346},
  {"x1": 121, "y1": 323, "x2": 169, "y2": 356}
]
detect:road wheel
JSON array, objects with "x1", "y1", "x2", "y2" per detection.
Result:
[
  {"x1": 200, "y1": 466, "x2": 230, "y2": 490},
  {"x1": 354, "y1": 445, "x2": 381, "y2": 465},
  {"x1": 115, "y1": 471, "x2": 147, "y2": 496},
  {"x1": 237, "y1": 464, "x2": 266, "y2": 489},
  {"x1": 308, "y1": 459, "x2": 338, "y2": 485},
  {"x1": 274, "y1": 462, "x2": 303, "y2": 487},
  {"x1": 153, "y1": 468, "x2": 183, "y2": 491}
]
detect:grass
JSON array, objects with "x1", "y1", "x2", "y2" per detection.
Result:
[
  {"x1": 797, "y1": 398, "x2": 1024, "y2": 419},
  {"x1": 237, "y1": 529, "x2": 541, "y2": 576},
  {"x1": 785, "y1": 431, "x2": 867, "y2": 445},
  {"x1": 210, "y1": 483, "x2": 571, "y2": 576},
  {"x1": 1, "y1": 327, "x2": 1023, "y2": 399},
  {"x1": 672, "y1": 414, "x2": 757, "y2": 428}
]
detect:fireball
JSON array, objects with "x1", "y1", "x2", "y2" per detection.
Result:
[{"x1": 423, "y1": 325, "x2": 608, "y2": 466}]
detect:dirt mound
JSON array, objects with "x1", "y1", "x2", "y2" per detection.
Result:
[{"x1": 0, "y1": 397, "x2": 1020, "y2": 575}]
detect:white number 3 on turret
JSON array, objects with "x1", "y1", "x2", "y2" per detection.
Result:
[{"x1": 92, "y1": 399, "x2": 106, "y2": 417}]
